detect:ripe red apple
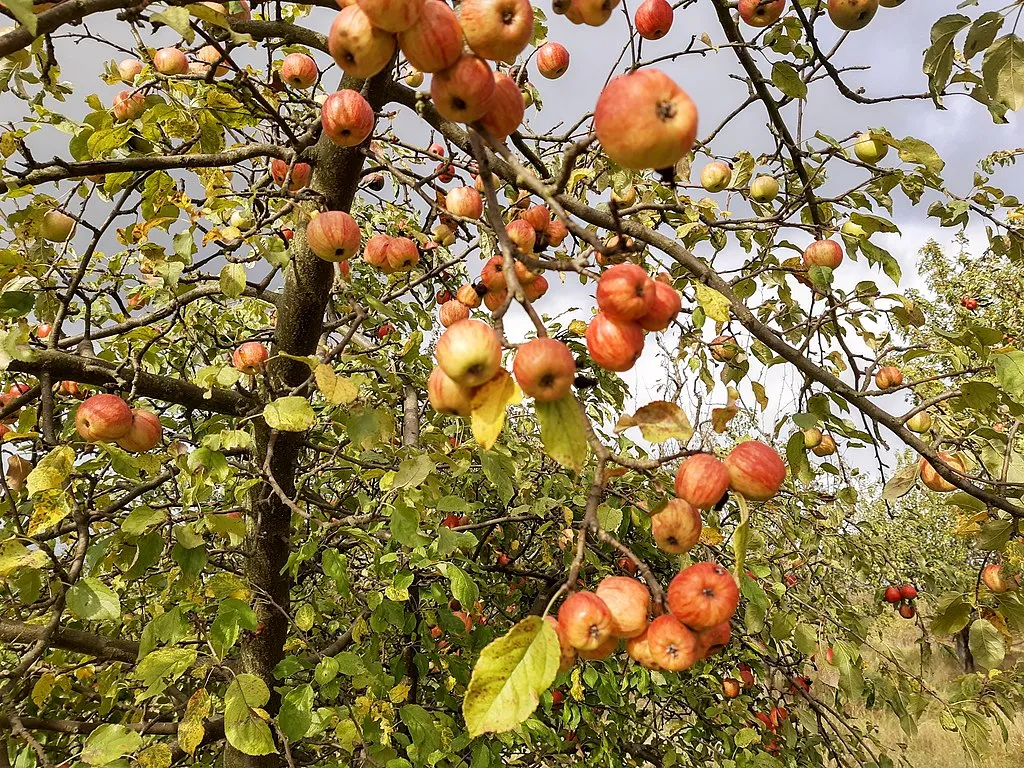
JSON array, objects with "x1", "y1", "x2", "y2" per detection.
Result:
[
  {"x1": 0, "y1": 383, "x2": 31, "y2": 409},
  {"x1": 874, "y1": 365, "x2": 903, "y2": 390},
  {"x1": 646, "y1": 614, "x2": 700, "y2": 671},
  {"x1": 724, "y1": 440, "x2": 786, "y2": 501},
  {"x1": 427, "y1": 365, "x2": 477, "y2": 417},
  {"x1": 536, "y1": 41, "x2": 569, "y2": 79},
  {"x1": 386, "y1": 237, "x2": 420, "y2": 272},
  {"x1": 513, "y1": 338, "x2": 576, "y2": 401},
  {"x1": 825, "y1": 647, "x2": 835, "y2": 664},
  {"x1": 270, "y1": 159, "x2": 312, "y2": 191},
  {"x1": 597, "y1": 264, "x2": 657, "y2": 321},
  {"x1": 578, "y1": 633, "x2": 619, "y2": 660},
  {"x1": 637, "y1": 280, "x2": 681, "y2": 332},
  {"x1": 397, "y1": 0, "x2": 463, "y2": 73},
  {"x1": 919, "y1": 452, "x2": 965, "y2": 493},
  {"x1": 480, "y1": 255, "x2": 507, "y2": 292},
  {"x1": 668, "y1": 561, "x2": 739, "y2": 631},
  {"x1": 709, "y1": 335, "x2": 739, "y2": 362},
  {"x1": 700, "y1": 161, "x2": 732, "y2": 192},
  {"x1": 898, "y1": 603, "x2": 916, "y2": 619},
  {"x1": 594, "y1": 69, "x2": 697, "y2": 171},
  {"x1": 651, "y1": 498, "x2": 702, "y2": 554},
  {"x1": 738, "y1": 0, "x2": 785, "y2": 27},
  {"x1": 59, "y1": 381, "x2": 82, "y2": 398},
  {"x1": 883, "y1": 585, "x2": 901, "y2": 604},
  {"x1": 625, "y1": 627, "x2": 661, "y2": 670},
  {"x1": 900, "y1": 584, "x2": 918, "y2": 600},
  {"x1": 634, "y1": 0, "x2": 673, "y2": 39},
  {"x1": 722, "y1": 678, "x2": 741, "y2": 698},
  {"x1": 355, "y1": 0, "x2": 424, "y2": 32},
  {"x1": 520, "y1": 205, "x2": 550, "y2": 233},
  {"x1": 802, "y1": 239, "x2": 843, "y2": 269},
  {"x1": 674, "y1": 453, "x2": 730, "y2": 509},
  {"x1": 544, "y1": 615, "x2": 578, "y2": 672},
  {"x1": 154, "y1": 47, "x2": 189, "y2": 76},
  {"x1": 112, "y1": 90, "x2": 145, "y2": 122},
  {"x1": 479, "y1": 72, "x2": 525, "y2": 140},
  {"x1": 459, "y1": 0, "x2": 534, "y2": 63},
  {"x1": 523, "y1": 274, "x2": 549, "y2": 302},
  {"x1": 40, "y1": 210, "x2": 75, "y2": 242},
  {"x1": 76, "y1": 394, "x2": 133, "y2": 442},
  {"x1": 321, "y1": 89, "x2": 375, "y2": 147},
  {"x1": 377, "y1": 324, "x2": 395, "y2": 339},
  {"x1": 431, "y1": 55, "x2": 496, "y2": 123},
  {"x1": 545, "y1": 218, "x2": 568, "y2": 247},
  {"x1": 328, "y1": 5, "x2": 398, "y2": 79},
  {"x1": 35, "y1": 323, "x2": 51, "y2": 339},
  {"x1": 457, "y1": 284, "x2": 484, "y2": 309},
  {"x1": 586, "y1": 312, "x2": 644, "y2": 372},
  {"x1": 117, "y1": 57, "x2": 143, "y2": 82},
  {"x1": 446, "y1": 186, "x2": 483, "y2": 219},
  {"x1": 233, "y1": 341, "x2": 269, "y2": 374},
  {"x1": 116, "y1": 408, "x2": 162, "y2": 452},
  {"x1": 961, "y1": 296, "x2": 979, "y2": 310},
  {"x1": 306, "y1": 210, "x2": 361, "y2": 262},
  {"x1": 196, "y1": 45, "x2": 231, "y2": 77},
  {"x1": 505, "y1": 218, "x2": 537, "y2": 254},
  {"x1": 982, "y1": 564, "x2": 1013, "y2": 594},
  {"x1": 280, "y1": 52, "x2": 318, "y2": 88},
  {"x1": 435, "y1": 318, "x2": 503, "y2": 387},
  {"x1": 697, "y1": 621, "x2": 731, "y2": 658},
  {"x1": 363, "y1": 233, "x2": 392, "y2": 271},
  {"x1": 810, "y1": 433, "x2": 837, "y2": 457},
  {"x1": 557, "y1": 591, "x2": 613, "y2": 651},
  {"x1": 827, "y1": 0, "x2": 878, "y2": 31},
  {"x1": 739, "y1": 663, "x2": 754, "y2": 688},
  {"x1": 439, "y1": 300, "x2": 470, "y2": 328},
  {"x1": 483, "y1": 289, "x2": 508, "y2": 311},
  {"x1": 595, "y1": 576, "x2": 650, "y2": 639}
]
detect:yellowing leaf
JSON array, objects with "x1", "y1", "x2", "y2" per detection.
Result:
[
  {"x1": 567, "y1": 319, "x2": 588, "y2": 336},
  {"x1": 263, "y1": 397, "x2": 314, "y2": 432},
  {"x1": 694, "y1": 283, "x2": 731, "y2": 323},
  {"x1": 0, "y1": 539, "x2": 49, "y2": 577},
  {"x1": 27, "y1": 490, "x2": 73, "y2": 537},
  {"x1": 137, "y1": 744, "x2": 172, "y2": 768},
  {"x1": 389, "y1": 680, "x2": 411, "y2": 703},
  {"x1": 315, "y1": 365, "x2": 359, "y2": 405},
  {"x1": 26, "y1": 446, "x2": 74, "y2": 496},
  {"x1": 471, "y1": 369, "x2": 521, "y2": 450},
  {"x1": 700, "y1": 526, "x2": 725, "y2": 546},
  {"x1": 178, "y1": 689, "x2": 210, "y2": 756},
  {"x1": 534, "y1": 396, "x2": 589, "y2": 471},
  {"x1": 614, "y1": 401, "x2": 693, "y2": 444}
]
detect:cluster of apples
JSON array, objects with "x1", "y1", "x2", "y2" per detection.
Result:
[
  {"x1": 882, "y1": 582, "x2": 919, "y2": 619},
  {"x1": 547, "y1": 564, "x2": 739, "y2": 672},
  {"x1": 585, "y1": 264, "x2": 682, "y2": 373},
  {"x1": 699, "y1": 161, "x2": 780, "y2": 203},
  {"x1": 737, "y1": 0, "x2": 903, "y2": 32},
  {"x1": 75, "y1": 394, "x2": 162, "y2": 452}
]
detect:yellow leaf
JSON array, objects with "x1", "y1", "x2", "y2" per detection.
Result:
[
  {"x1": 695, "y1": 283, "x2": 731, "y2": 322},
  {"x1": 138, "y1": 744, "x2": 172, "y2": 768},
  {"x1": 178, "y1": 688, "x2": 210, "y2": 756},
  {"x1": 470, "y1": 369, "x2": 520, "y2": 450},
  {"x1": 614, "y1": 401, "x2": 693, "y2": 444},
  {"x1": 31, "y1": 673, "x2": 55, "y2": 707},
  {"x1": 389, "y1": 680, "x2": 411, "y2": 703},
  {"x1": 567, "y1": 319, "x2": 588, "y2": 336},
  {"x1": 315, "y1": 365, "x2": 359, "y2": 405},
  {"x1": 27, "y1": 490, "x2": 72, "y2": 537},
  {"x1": 700, "y1": 526, "x2": 725, "y2": 546}
]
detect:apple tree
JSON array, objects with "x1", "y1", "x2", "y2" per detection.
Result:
[{"x1": 0, "y1": 0, "x2": 1023, "y2": 766}]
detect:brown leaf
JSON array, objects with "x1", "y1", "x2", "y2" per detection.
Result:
[{"x1": 613, "y1": 401, "x2": 693, "y2": 444}]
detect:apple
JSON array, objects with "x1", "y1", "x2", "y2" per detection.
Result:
[
  {"x1": 802, "y1": 428, "x2": 823, "y2": 449},
  {"x1": 60, "y1": 381, "x2": 83, "y2": 398},
  {"x1": 874, "y1": 365, "x2": 903, "y2": 390},
  {"x1": 435, "y1": 162, "x2": 456, "y2": 184},
  {"x1": 117, "y1": 58, "x2": 143, "y2": 83},
  {"x1": 700, "y1": 161, "x2": 732, "y2": 192},
  {"x1": 513, "y1": 338, "x2": 576, "y2": 401},
  {"x1": 446, "y1": 187, "x2": 484, "y2": 219},
  {"x1": 625, "y1": 627, "x2": 661, "y2": 670},
  {"x1": 480, "y1": 255, "x2": 507, "y2": 292},
  {"x1": 919, "y1": 452, "x2": 966, "y2": 493},
  {"x1": 586, "y1": 312, "x2": 644, "y2": 372},
  {"x1": 457, "y1": 284, "x2": 484, "y2": 309},
  {"x1": 440, "y1": 513, "x2": 463, "y2": 529},
  {"x1": 364, "y1": 172, "x2": 387, "y2": 191},
  {"x1": 355, "y1": 0, "x2": 423, "y2": 32},
  {"x1": 595, "y1": 576, "x2": 650, "y2": 639},
  {"x1": 697, "y1": 621, "x2": 731, "y2": 657},
  {"x1": 739, "y1": 664, "x2": 754, "y2": 688},
  {"x1": 617, "y1": 556, "x2": 638, "y2": 575},
  {"x1": 397, "y1": 0, "x2": 464, "y2": 73},
  {"x1": 724, "y1": 440, "x2": 786, "y2": 501},
  {"x1": 544, "y1": 218, "x2": 569, "y2": 247},
  {"x1": 674, "y1": 453, "x2": 730, "y2": 509},
  {"x1": 827, "y1": 0, "x2": 878, "y2": 31},
  {"x1": 749, "y1": 175, "x2": 780, "y2": 202},
  {"x1": 270, "y1": 159, "x2": 312, "y2": 191},
  {"x1": 505, "y1": 218, "x2": 537, "y2": 253},
  {"x1": 386, "y1": 236, "x2": 420, "y2": 272},
  {"x1": 982, "y1": 564, "x2": 1013, "y2": 593},
  {"x1": 907, "y1": 411, "x2": 932, "y2": 433},
  {"x1": 521, "y1": 205, "x2": 551, "y2": 233},
  {"x1": 306, "y1": 211, "x2": 361, "y2": 262},
  {"x1": 405, "y1": 69, "x2": 424, "y2": 87},
  {"x1": 154, "y1": 47, "x2": 188, "y2": 76},
  {"x1": 646, "y1": 614, "x2": 700, "y2": 671},
  {"x1": 40, "y1": 210, "x2": 75, "y2": 242},
  {"x1": 116, "y1": 408, "x2": 162, "y2": 452},
  {"x1": 854, "y1": 131, "x2": 888, "y2": 164},
  {"x1": 281, "y1": 52, "x2": 318, "y2": 89},
  {"x1": 427, "y1": 366, "x2": 477, "y2": 416},
  {"x1": 637, "y1": 280, "x2": 681, "y2": 332},
  {"x1": 328, "y1": 5, "x2": 398, "y2": 79},
  {"x1": 722, "y1": 678, "x2": 741, "y2": 698},
  {"x1": 900, "y1": 584, "x2": 917, "y2": 600},
  {"x1": 76, "y1": 394, "x2": 133, "y2": 442},
  {"x1": 550, "y1": 689, "x2": 564, "y2": 706},
  {"x1": 557, "y1": 591, "x2": 613, "y2": 651},
  {"x1": 738, "y1": 0, "x2": 785, "y2": 27},
  {"x1": 321, "y1": 89, "x2": 375, "y2": 147},
  {"x1": 883, "y1": 585, "x2": 901, "y2": 604},
  {"x1": 112, "y1": 90, "x2": 145, "y2": 122},
  {"x1": 437, "y1": 290, "x2": 454, "y2": 305},
  {"x1": 439, "y1": 299, "x2": 470, "y2": 327},
  {"x1": 431, "y1": 55, "x2": 497, "y2": 123},
  {"x1": 377, "y1": 325, "x2": 395, "y2": 339},
  {"x1": 594, "y1": 69, "x2": 697, "y2": 171},
  {"x1": 668, "y1": 561, "x2": 739, "y2": 631},
  {"x1": 536, "y1": 42, "x2": 570, "y2": 79},
  {"x1": 898, "y1": 603, "x2": 916, "y2": 619},
  {"x1": 459, "y1": 0, "x2": 534, "y2": 64},
  {"x1": 825, "y1": 647, "x2": 835, "y2": 664},
  {"x1": 611, "y1": 185, "x2": 638, "y2": 208},
  {"x1": 363, "y1": 234, "x2": 393, "y2": 271},
  {"x1": 651, "y1": 498, "x2": 702, "y2": 554},
  {"x1": 479, "y1": 72, "x2": 525, "y2": 140},
  {"x1": 961, "y1": 296, "x2": 979, "y2": 310},
  {"x1": 484, "y1": 289, "x2": 508, "y2": 311},
  {"x1": 635, "y1": 0, "x2": 673, "y2": 40},
  {"x1": 435, "y1": 319, "x2": 503, "y2": 387},
  {"x1": 523, "y1": 274, "x2": 549, "y2": 302},
  {"x1": 233, "y1": 341, "x2": 269, "y2": 374},
  {"x1": 597, "y1": 264, "x2": 656, "y2": 321},
  {"x1": 196, "y1": 45, "x2": 231, "y2": 77},
  {"x1": 879, "y1": 0, "x2": 903, "y2": 5},
  {"x1": 564, "y1": 0, "x2": 621, "y2": 27},
  {"x1": 35, "y1": 323, "x2": 51, "y2": 339},
  {"x1": 811, "y1": 433, "x2": 836, "y2": 457},
  {"x1": 802, "y1": 239, "x2": 843, "y2": 269}
]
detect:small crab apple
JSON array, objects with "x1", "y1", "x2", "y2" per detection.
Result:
[
  {"x1": 651, "y1": 498, "x2": 702, "y2": 554},
  {"x1": 397, "y1": 0, "x2": 464, "y2": 73},
  {"x1": 811, "y1": 433, "x2": 837, "y2": 457},
  {"x1": 439, "y1": 299, "x2": 470, "y2": 327},
  {"x1": 112, "y1": 90, "x2": 145, "y2": 121},
  {"x1": 722, "y1": 678, "x2": 741, "y2": 698},
  {"x1": 961, "y1": 296, "x2": 979, "y2": 310},
  {"x1": 355, "y1": 0, "x2": 424, "y2": 33},
  {"x1": 116, "y1": 408, "x2": 163, "y2": 452},
  {"x1": 154, "y1": 47, "x2": 189, "y2": 76},
  {"x1": 595, "y1": 576, "x2": 651, "y2": 639},
  {"x1": 479, "y1": 72, "x2": 525, "y2": 140},
  {"x1": 738, "y1": 0, "x2": 785, "y2": 27},
  {"x1": 919, "y1": 452, "x2": 966, "y2": 493},
  {"x1": 710, "y1": 335, "x2": 739, "y2": 362},
  {"x1": 306, "y1": 211, "x2": 361, "y2": 262},
  {"x1": 646, "y1": 614, "x2": 700, "y2": 671},
  {"x1": 827, "y1": 0, "x2": 878, "y2": 31},
  {"x1": 459, "y1": 0, "x2": 534, "y2": 64},
  {"x1": 513, "y1": 338, "x2": 576, "y2": 402},
  {"x1": 321, "y1": 89, "x2": 375, "y2": 147},
  {"x1": 594, "y1": 68, "x2": 698, "y2": 171},
  {"x1": 668, "y1": 561, "x2": 740, "y2": 631},
  {"x1": 558, "y1": 591, "x2": 613, "y2": 651},
  {"x1": 281, "y1": 52, "x2": 318, "y2": 88},
  {"x1": 536, "y1": 41, "x2": 570, "y2": 79},
  {"x1": 883, "y1": 585, "x2": 901, "y2": 604},
  {"x1": 597, "y1": 264, "x2": 657, "y2": 321},
  {"x1": 898, "y1": 603, "x2": 916, "y2": 619},
  {"x1": 427, "y1": 366, "x2": 476, "y2": 417},
  {"x1": 405, "y1": 69, "x2": 424, "y2": 86},
  {"x1": 907, "y1": 411, "x2": 932, "y2": 433},
  {"x1": 446, "y1": 186, "x2": 483, "y2": 219},
  {"x1": 586, "y1": 312, "x2": 645, "y2": 372},
  {"x1": 749, "y1": 175, "x2": 780, "y2": 202},
  {"x1": 435, "y1": 319, "x2": 503, "y2": 387},
  {"x1": 634, "y1": 0, "x2": 673, "y2": 39},
  {"x1": 328, "y1": 5, "x2": 397, "y2": 79},
  {"x1": 544, "y1": 616, "x2": 578, "y2": 672},
  {"x1": 900, "y1": 584, "x2": 918, "y2": 600},
  {"x1": 802, "y1": 427, "x2": 823, "y2": 449},
  {"x1": 700, "y1": 161, "x2": 732, "y2": 192},
  {"x1": 35, "y1": 323, "x2": 51, "y2": 339},
  {"x1": 431, "y1": 55, "x2": 496, "y2": 123},
  {"x1": 674, "y1": 453, "x2": 730, "y2": 509},
  {"x1": 874, "y1": 365, "x2": 903, "y2": 390},
  {"x1": 802, "y1": 239, "x2": 843, "y2": 269},
  {"x1": 637, "y1": 280, "x2": 682, "y2": 332},
  {"x1": 75, "y1": 394, "x2": 133, "y2": 442},
  {"x1": 724, "y1": 440, "x2": 786, "y2": 501},
  {"x1": 270, "y1": 159, "x2": 312, "y2": 191},
  {"x1": 854, "y1": 131, "x2": 888, "y2": 164},
  {"x1": 233, "y1": 342, "x2": 269, "y2": 374}
]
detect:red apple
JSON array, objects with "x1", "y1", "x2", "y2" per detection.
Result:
[
  {"x1": 355, "y1": 0, "x2": 424, "y2": 32},
  {"x1": 505, "y1": 218, "x2": 537, "y2": 254},
  {"x1": 634, "y1": 0, "x2": 673, "y2": 40},
  {"x1": 435, "y1": 319, "x2": 503, "y2": 387},
  {"x1": 625, "y1": 627, "x2": 661, "y2": 670},
  {"x1": 982, "y1": 564, "x2": 1013, "y2": 593},
  {"x1": 738, "y1": 0, "x2": 785, "y2": 27},
  {"x1": 919, "y1": 452, "x2": 965, "y2": 493},
  {"x1": 328, "y1": 5, "x2": 398, "y2": 79},
  {"x1": 431, "y1": 55, "x2": 496, "y2": 123},
  {"x1": 386, "y1": 236, "x2": 420, "y2": 272},
  {"x1": 646, "y1": 614, "x2": 700, "y2": 671},
  {"x1": 697, "y1": 621, "x2": 731, "y2": 657},
  {"x1": 651, "y1": 498, "x2": 702, "y2": 554},
  {"x1": 270, "y1": 159, "x2": 312, "y2": 191},
  {"x1": 446, "y1": 186, "x2": 483, "y2": 219},
  {"x1": 363, "y1": 233, "x2": 393, "y2": 271},
  {"x1": 595, "y1": 576, "x2": 651, "y2": 639},
  {"x1": 35, "y1": 323, "x2": 51, "y2": 339},
  {"x1": 306, "y1": 210, "x2": 361, "y2": 262},
  {"x1": 280, "y1": 52, "x2": 318, "y2": 88},
  {"x1": 117, "y1": 57, "x2": 143, "y2": 82},
  {"x1": 439, "y1": 299, "x2": 470, "y2": 328},
  {"x1": 116, "y1": 408, "x2": 162, "y2": 452},
  {"x1": 233, "y1": 341, "x2": 269, "y2": 374},
  {"x1": 874, "y1": 365, "x2": 903, "y2": 390},
  {"x1": 522, "y1": 274, "x2": 549, "y2": 302},
  {"x1": 596, "y1": 264, "x2": 656, "y2": 321},
  {"x1": 427, "y1": 366, "x2": 477, "y2": 417},
  {"x1": 521, "y1": 205, "x2": 551, "y2": 233},
  {"x1": 480, "y1": 255, "x2": 506, "y2": 292},
  {"x1": 594, "y1": 69, "x2": 698, "y2": 171},
  {"x1": 479, "y1": 72, "x2": 525, "y2": 141},
  {"x1": 59, "y1": 381, "x2": 82, "y2": 398},
  {"x1": 321, "y1": 89, "x2": 375, "y2": 147},
  {"x1": 667, "y1": 561, "x2": 739, "y2": 631},
  {"x1": 883, "y1": 585, "x2": 901, "y2": 604},
  {"x1": 484, "y1": 289, "x2": 508, "y2": 311},
  {"x1": 513, "y1": 338, "x2": 576, "y2": 401},
  {"x1": 578, "y1": 633, "x2": 618, "y2": 661},
  {"x1": 898, "y1": 603, "x2": 916, "y2": 619},
  {"x1": 544, "y1": 615, "x2": 578, "y2": 672},
  {"x1": 586, "y1": 312, "x2": 644, "y2": 372},
  {"x1": 618, "y1": 556, "x2": 638, "y2": 575},
  {"x1": 536, "y1": 42, "x2": 569, "y2": 79},
  {"x1": 724, "y1": 440, "x2": 786, "y2": 501},
  {"x1": 457, "y1": 283, "x2": 484, "y2": 309},
  {"x1": 397, "y1": 0, "x2": 464, "y2": 73},
  {"x1": 112, "y1": 90, "x2": 145, "y2": 122},
  {"x1": 722, "y1": 678, "x2": 741, "y2": 698},
  {"x1": 154, "y1": 47, "x2": 189, "y2": 76},
  {"x1": 76, "y1": 394, "x2": 133, "y2": 442},
  {"x1": 674, "y1": 453, "x2": 729, "y2": 509},
  {"x1": 557, "y1": 591, "x2": 613, "y2": 651},
  {"x1": 900, "y1": 584, "x2": 918, "y2": 600},
  {"x1": 545, "y1": 218, "x2": 569, "y2": 246},
  {"x1": 802, "y1": 239, "x2": 843, "y2": 269},
  {"x1": 459, "y1": 0, "x2": 534, "y2": 63},
  {"x1": 961, "y1": 296, "x2": 979, "y2": 310},
  {"x1": 637, "y1": 280, "x2": 681, "y2": 332},
  {"x1": 710, "y1": 334, "x2": 739, "y2": 362}
]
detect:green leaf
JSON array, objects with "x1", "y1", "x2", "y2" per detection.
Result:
[
  {"x1": 480, "y1": 451, "x2": 515, "y2": 504},
  {"x1": 392, "y1": 453, "x2": 435, "y2": 490},
  {"x1": 263, "y1": 397, "x2": 314, "y2": 432},
  {"x1": 771, "y1": 61, "x2": 807, "y2": 100},
  {"x1": 122, "y1": 506, "x2": 167, "y2": 536},
  {"x1": 898, "y1": 137, "x2": 945, "y2": 174},
  {"x1": 391, "y1": 503, "x2": 430, "y2": 549},
  {"x1": 81, "y1": 724, "x2": 143, "y2": 765},
  {"x1": 882, "y1": 463, "x2": 918, "y2": 501},
  {"x1": 220, "y1": 263, "x2": 247, "y2": 298},
  {"x1": 977, "y1": 519, "x2": 1013, "y2": 551},
  {"x1": 463, "y1": 616, "x2": 560, "y2": 737},
  {"x1": 694, "y1": 283, "x2": 731, "y2": 322},
  {"x1": 794, "y1": 623, "x2": 817, "y2": 656},
  {"x1": 964, "y1": 12, "x2": 1004, "y2": 59},
  {"x1": 983, "y1": 34, "x2": 1024, "y2": 112},
  {"x1": 151, "y1": 7, "x2": 195, "y2": 43},
  {"x1": 67, "y1": 578, "x2": 121, "y2": 622},
  {"x1": 596, "y1": 503, "x2": 622, "y2": 533},
  {"x1": 534, "y1": 396, "x2": 589, "y2": 471},
  {"x1": 440, "y1": 563, "x2": 479, "y2": 608},
  {"x1": 930, "y1": 593, "x2": 973, "y2": 636},
  {"x1": 400, "y1": 705, "x2": 440, "y2": 763},
  {"x1": 735, "y1": 727, "x2": 759, "y2": 748},
  {"x1": 993, "y1": 350, "x2": 1024, "y2": 401},
  {"x1": 923, "y1": 14, "x2": 970, "y2": 98},
  {"x1": 785, "y1": 431, "x2": 813, "y2": 484},
  {"x1": 224, "y1": 674, "x2": 276, "y2": 756},
  {"x1": 135, "y1": 648, "x2": 197, "y2": 700},
  {"x1": 278, "y1": 684, "x2": 314, "y2": 742},
  {"x1": 968, "y1": 619, "x2": 1005, "y2": 669}
]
